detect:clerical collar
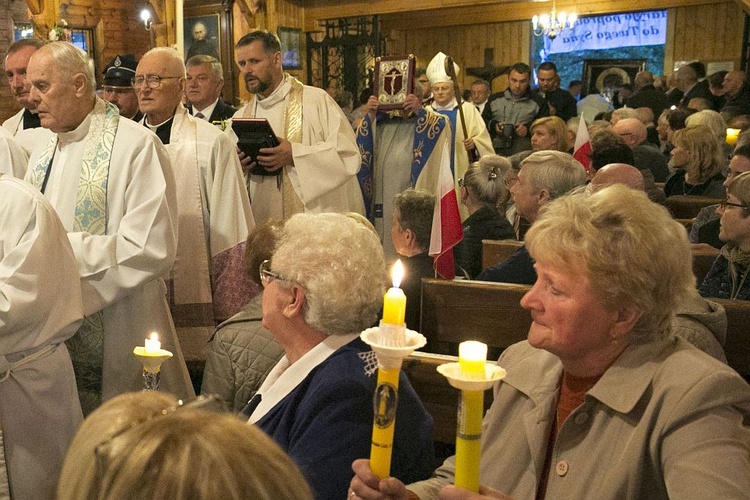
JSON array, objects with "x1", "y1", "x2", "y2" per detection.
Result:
[
  {"x1": 256, "y1": 75, "x2": 291, "y2": 110},
  {"x1": 144, "y1": 116, "x2": 174, "y2": 144},
  {"x1": 22, "y1": 108, "x2": 41, "y2": 129},
  {"x1": 432, "y1": 98, "x2": 458, "y2": 111},
  {"x1": 58, "y1": 112, "x2": 93, "y2": 146}
]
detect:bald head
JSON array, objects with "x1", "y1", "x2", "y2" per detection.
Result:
[
  {"x1": 675, "y1": 65, "x2": 698, "y2": 92},
  {"x1": 135, "y1": 48, "x2": 186, "y2": 125},
  {"x1": 723, "y1": 71, "x2": 746, "y2": 96},
  {"x1": 590, "y1": 163, "x2": 645, "y2": 192},
  {"x1": 612, "y1": 118, "x2": 647, "y2": 149},
  {"x1": 634, "y1": 70, "x2": 654, "y2": 91}
]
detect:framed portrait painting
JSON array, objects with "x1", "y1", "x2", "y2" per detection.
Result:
[
  {"x1": 278, "y1": 27, "x2": 302, "y2": 70},
  {"x1": 184, "y1": 14, "x2": 221, "y2": 62}
]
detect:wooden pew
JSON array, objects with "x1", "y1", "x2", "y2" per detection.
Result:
[
  {"x1": 420, "y1": 278, "x2": 532, "y2": 359},
  {"x1": 664, "y1": 195, "x2": 722, "y2": 219},
  {"x1": 481, "y1": 239, "x2": 524, "y2": 270},
  {"x1": 692, "y1": 248, "x2": 719, "y2": 284},
  {"x1": 712, "y1": 298, "x2": 750, "y2": 383},
  {"x1": 403, "y1": 352, "x2": 496, "y2": 451}
]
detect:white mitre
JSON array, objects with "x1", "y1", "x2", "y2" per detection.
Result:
[{"x1": 426, "y1": 52, "x2": 460, "y2": 86}]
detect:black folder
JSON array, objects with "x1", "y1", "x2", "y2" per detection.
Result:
[{"x1": 232, "y1": 118, "x2": 282, "y2": 176}]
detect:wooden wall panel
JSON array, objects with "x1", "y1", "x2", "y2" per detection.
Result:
[
  {"x1": 669, "y1": 1, "x2": 743, "y2": 71},
  {"x1": 384, "y1": 20, "x2": 529, "y2": 93}
]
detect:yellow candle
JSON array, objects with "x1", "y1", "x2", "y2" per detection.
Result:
[
  {"x1": 459, "y1": 341, "x2": 487, "y2": 380},
  {"x1": 727, "y1": 128, "x2": 740, "y2": 146},
  {"x1": 370, "y1": 366, "x2": 400, "y2": 479},
  {"x1": 144, "y1": 332, "x2": 161, "y2": 354},
  {"x1": 454, "y1": 389, "x2": 484, "y2": 492},
  {"x1": 382, "y1": 260, "x2": 406, "y2": 325}
]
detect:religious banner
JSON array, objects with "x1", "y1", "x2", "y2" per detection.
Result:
[
  {"x1": 544, "y1": 10, "x2": 667, "y2": 55},
  {"x1": 374, "y1": 55, "x2": 416, "y2": 111}
]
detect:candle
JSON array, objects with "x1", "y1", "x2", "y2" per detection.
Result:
[
  {"x1": 459, "y1": 341, "x2": 487, "y2": 380},
  {"x1": 144, "y1": 332, "x2": 161, "y2": 354},
  {"x1": 370, "y1": 366, "x2": 400, "y2": 479},
  {"x1": 454, "y1": 340, "x2": 487, "y2": 492},
  {"x1": 382, "y1": 260, "x2": 406, "y2": 325},
  {"x1": 727, "y1": 128, "x2": 740, "y2": 146}
]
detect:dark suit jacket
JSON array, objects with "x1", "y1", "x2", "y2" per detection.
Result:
[
  {"x1": 627, "y1": 85, "x2": 670, "y2": 118},
  {"x1": 680, "y1": 80, "x2": 714, "y2": 109},
  {"x1": 187, "y1": 100, "x2": 237, "y2": 124},
  {"x1": 533, "y1": 87, "x2": 578, "y2": 122},
  {"x1": 476, "y1": 101, "x2": 493, "y2": 130}
]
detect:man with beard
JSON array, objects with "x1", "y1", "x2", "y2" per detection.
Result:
[
  {"x1": 488, "y1": 62, "x2": 541, "y2": 155},
  {"x1": 231, "y1": 30, "x2": 364, "y2": 225},
  {"x1": 2, "y1": 39, "x2": 52, "y2": 155},
  {"x1": 532, "y1": 61, "x2": 578, "y2": 123}
]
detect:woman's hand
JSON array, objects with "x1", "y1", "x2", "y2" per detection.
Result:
[{"x1": 350, "y1": 459, "x2": 414, "y2": 499}]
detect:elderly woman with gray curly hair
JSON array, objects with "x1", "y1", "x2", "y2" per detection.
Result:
[
  {"x1": 246, "y1": 212, "x2": 434, "y2": 500},
  {"x1": 350, "y1": 184, "x2": 750, "y2": 499}
]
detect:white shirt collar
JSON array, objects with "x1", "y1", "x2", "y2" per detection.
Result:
[
  {"x1": 256, "y1": 75, "x2": 292, "y2": 110},
  {"x1": 248, "y1": 332, "x2": 360, "y2": 423},
  {"x1": 432, "y1": 98, "x2": 458, "y2": 111},
  {"x1": 193, "y1": 98, "x2": 219, "y2": 121}
]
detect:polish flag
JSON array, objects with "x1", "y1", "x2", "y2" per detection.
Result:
[
  {"x1": 429, "y1": 141, "x2": 463, "y2": 279},
  {"x1": 573, "y1": 116, "x2": 592, "y2": 173}
]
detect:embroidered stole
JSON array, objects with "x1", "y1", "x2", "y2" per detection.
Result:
[
  {"x1": 241, "y1": 75, "x2": 304, "y2": 218},
  {"x1": 28, "y1": 98, "x2": 118, "y2": 415},
  {"x1": 165, "y1": 107, "x2": 214, "y2": 360}
]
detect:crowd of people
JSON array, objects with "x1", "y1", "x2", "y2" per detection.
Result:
[{"x1": 0, "y1": 29, "x2": 748, "y2": 500}]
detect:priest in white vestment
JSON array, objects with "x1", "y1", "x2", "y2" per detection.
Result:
[
  {"x1": 0, "y1": 174, "x2": 83, "y2": 500},
  {"x1": 425, "y1": 52, "x2": 493, "y2": 221},
  {"x1": 2, "y1": 39, "x2": 53, "y2": 157},
  {"x1": 135, "y1": 48, "x2": 257, "y2": 371},
  {"x1": 24, "y1": 42, "x2": 194, "y2": 415},
  {"x1": 0, "y1": 126, "x2": 28, "y2": 178},
  {"x1": 230, "y1": 30, "x2": 364, "y2": 225}
]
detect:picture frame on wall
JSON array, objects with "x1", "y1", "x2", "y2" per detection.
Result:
[
  {"x1": 184, "y1": 14, "x2": 221, "y2": 62},
  {"x1": 582, "y1": 59, "x2": 647, "y2": 96},
  {"x1": 278, "y1": 27, "x2": 302, "y2": 70}
]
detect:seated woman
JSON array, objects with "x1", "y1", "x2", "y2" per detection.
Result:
[
  {"x1": 699, "y1": 170, "x2": 750, "y2": 300},
  {"x1": 350, "y1": 184, "x2": 750, "y2": 499},
  {"x1": 664, "y1": 124, "x2": 726, "y2": 198},
  {"x1": 201, "y1": 221, "x2": 285, "y2": 412},
  {"x1": 455, "y1": 156, "x2": 516, "y2": 279},
  {"x1": 249, "y1": 213, "x2": 434, "y2": 499},
  {"x1": 57, "y1": 392, "x2": 313, "y2": 500},
  {"x1": 530, "y1": 116, "x2": 569, "y2": 153}
]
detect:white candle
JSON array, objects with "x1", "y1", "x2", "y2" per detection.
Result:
[{"x1": 145, "y1": 332, "x2": 161, "y2": 354}]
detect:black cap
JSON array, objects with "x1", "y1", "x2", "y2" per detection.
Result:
[{"x1": 103, "y1": 55, "x2": 138, "y2": 87}]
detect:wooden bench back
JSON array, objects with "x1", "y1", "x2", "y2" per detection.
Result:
[
  {"x1": 712, "y1": 298, "x2": 750, "y2": 382},
  {"x1": 481, "y1": 239, "x2": 524, "y2": 270},
  {"x1": 664, "y1": 195, "x2": 722, "y2": 219},
  {"x1": 420, "y1": 278, "x2": 532, "y2": 359}
]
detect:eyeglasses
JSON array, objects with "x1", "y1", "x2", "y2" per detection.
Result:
[
  {"x1": 94, "y1": 395, "x2": 223, "y2": 485},
  {"x1": 719, "y1": 199, "x2": 748, "y2": 211},
  {"x1": 131, "y1": 75, "x2": 181, "y2": 89},
  {"x1": 259, "y1": 259, "x2": 288, "y2": 285}
]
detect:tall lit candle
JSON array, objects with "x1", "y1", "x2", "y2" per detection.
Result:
[
  {"x1": 144, "y1": 332, "x2": 161, "y2": 354},
  {"x1": 382, "y1": 260, "x2": 406, "y2": 325},
  {"x1": 454, "y1": 340, "x2": 487, "y2": 492}
]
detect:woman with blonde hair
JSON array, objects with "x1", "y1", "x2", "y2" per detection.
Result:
[
  {"x1": 58, "y1": 392, "x2": 313, "y2": 500},
  {"x1": 351, "y1": 184, "x2": 750, "y2": 499},
  {"x1": 455, "y1": 156, "x2": 515, "y2": 278},
  {"x1": 664, "y1": 124, "x2": 726, "y2": 197},
  {"x1": 530, "y1": 116, "x2": 569, "y2": 152}
]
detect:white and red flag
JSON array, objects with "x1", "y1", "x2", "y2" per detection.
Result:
[
  {"x1": 573, "y1": 116, "x2": 592, "y2": 173},
  {"x1": 428, "y1": 140, "x2": 463, "y2": 279}
]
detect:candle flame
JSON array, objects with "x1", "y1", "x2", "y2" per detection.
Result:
[
  {"x1": 391, "y1": 260, "x2": 405, "y2": 288},
  {"x1": 149, "y1": 332, "x2": 159, "y2": 342}
]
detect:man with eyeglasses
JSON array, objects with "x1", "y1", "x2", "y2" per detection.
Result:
[
  {"x1": 231, "y1": 29, "x2": 365, "y2": 225},
  {"x1": 101, "y1": 54, "x2": 142, "y2": 121},
  {"x1": 691, "y1": 145, "x2": 750, "y2": 249},
  {"x1": 135, "y1": 48, "x2": 256, "y2": 387},
  {"x1": 699, "y1": 170, "x2": 750, "y2": 300},
  {"x1": 185, "y1": 55, "x2": 236, "y2": 125},
  {"x1": 24, "y1": 41, "x2": 194, "y2": 414},
  {"x1": 2, "y1": 38, "x2": 53, "y2": 157}
]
